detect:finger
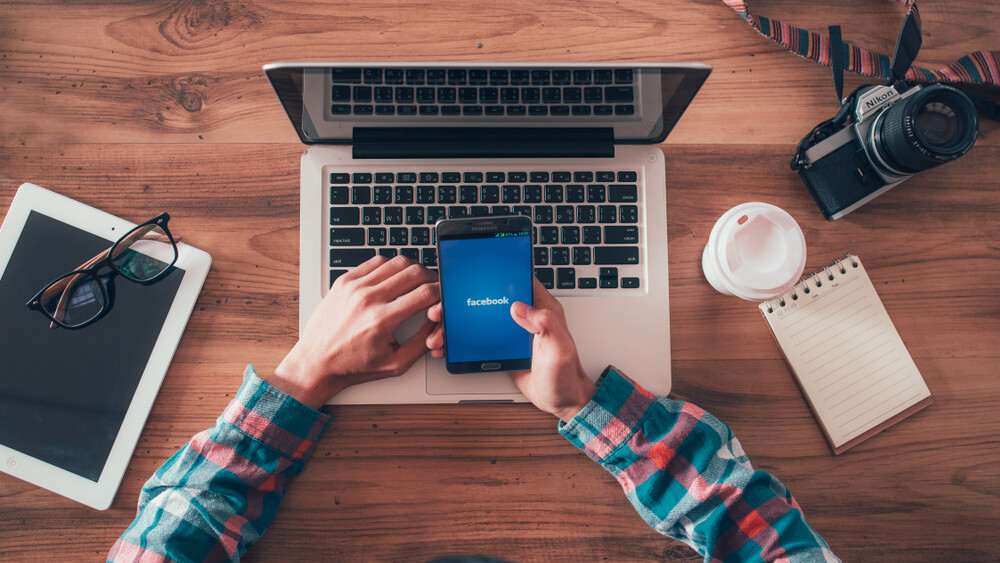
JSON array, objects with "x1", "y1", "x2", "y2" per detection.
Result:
[
  {"x1": 425, "y1": 322, "x2": 444, "y2": 350},
  {"x1": 426, "y1": 302, "x2": 443, "y2": 322},
  {"x1": 387, "y1": 281, "x2": 440, "y2": 322},
  {"x1": 390, "y1": 319, "x2": 437, "y2": 371},
  {"x1": 340, "y1": 254, "x2": 390, "y2": 282},
  {"x1": 358, "y1": 255, "x2": 417, "y2": 287},
  {"x1": 530, "y1": 276, "x2": 559, "y2": 310},
  {"x1": 376, "y1": 264, "x2": 437, "y2": 301},
  {"x1": 510, "y1": 299, "x2": 559, "y2": 336}
]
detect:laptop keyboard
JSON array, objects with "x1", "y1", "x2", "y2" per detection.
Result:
[
  {"x1": 329, "y1": 67, "x2": 636, "y2": 118},
  {"x1": 327, "y1": 169, "x2": 643, "y2": 292}
]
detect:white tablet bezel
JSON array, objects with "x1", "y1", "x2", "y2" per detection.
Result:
[{"x1": 0, "y1": 183, "x2": 212, "y2": 510}]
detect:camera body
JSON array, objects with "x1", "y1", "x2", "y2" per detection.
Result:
[{"x1": 795, "y1": 82, "x2": 978, "y2": 220}]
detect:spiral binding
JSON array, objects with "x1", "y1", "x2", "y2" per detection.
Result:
[{"x1": 763, "y1": 253, "x2": 859, "y2": 313}]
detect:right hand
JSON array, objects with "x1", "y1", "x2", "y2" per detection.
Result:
[{"x1": 426, "y1": 278, "x2": 596, "y2": 422}]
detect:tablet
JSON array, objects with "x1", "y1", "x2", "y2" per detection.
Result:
[{"x1": 0, "y1": 183, "x2": 211, "y2": 510}]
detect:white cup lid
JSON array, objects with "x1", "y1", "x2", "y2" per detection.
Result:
[{"x1": 711, "y1": 202, "x2": 806, "y2": 299}]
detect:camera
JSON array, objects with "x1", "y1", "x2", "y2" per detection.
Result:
[{"x1": 792, "y1": 82, "x2": 979, "y2": 219}]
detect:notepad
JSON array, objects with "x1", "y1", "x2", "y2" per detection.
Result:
[{"x1": 759, "y1": 255, "x2": 932, "y2": 454}]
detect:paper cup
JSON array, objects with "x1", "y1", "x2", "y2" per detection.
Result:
[{"x1": 702, "y1": 202, "x2": 807, "y2": 301}]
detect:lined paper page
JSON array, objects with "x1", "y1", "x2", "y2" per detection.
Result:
[{"x1": 760, "y1": 257, "x2": 930, "y2": 449}]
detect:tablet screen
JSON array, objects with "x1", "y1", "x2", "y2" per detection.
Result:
[{"x1": 0, "y1": 211, "x2": 184, "y2": 482}]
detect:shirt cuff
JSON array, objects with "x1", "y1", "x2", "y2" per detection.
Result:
[
  {"x1": 558, "y1": 365, "x2": 656, "y2": 464},
  {"x1": 217, "y1": 365, "x2": 332, "y2": 462}
]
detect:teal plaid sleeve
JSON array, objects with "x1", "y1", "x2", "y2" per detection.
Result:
[
  {"x1": 560, "y1": 366, "x2": 839, "y2": 563},
  {"x1": 108, "y1": 365, "x2": 330, "y2": 563}
]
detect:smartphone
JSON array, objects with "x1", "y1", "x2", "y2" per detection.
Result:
[{"x1": 436, "y1": 215, "x2": 534, "y2": 374}]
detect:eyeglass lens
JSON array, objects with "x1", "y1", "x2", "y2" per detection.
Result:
[
  {"x1": 110, "y1": 223, "x2": 176, "y2": 282},
  {"x1": 39, "y1": 273, "x2": 108, "y2": 327}
]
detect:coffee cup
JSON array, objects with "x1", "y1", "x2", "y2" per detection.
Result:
[{"x1": 702, "y1": 202, "x2": 806, "y2": 301}]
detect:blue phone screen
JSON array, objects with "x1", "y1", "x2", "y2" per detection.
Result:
[{"x1": 439, "y1": 233, "x2": 532, "y2": 363}]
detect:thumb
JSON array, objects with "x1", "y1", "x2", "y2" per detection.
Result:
[{"x1": 510, "y1": 300, "x2": 546, "y2": 334}]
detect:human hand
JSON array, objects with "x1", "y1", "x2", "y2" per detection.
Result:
[
  {"x1": 270, "y1": 255, "x2": 439, "y2": 409},
  {"x1": 425, "y1": 278, "x2": 596, "y2": 422}
]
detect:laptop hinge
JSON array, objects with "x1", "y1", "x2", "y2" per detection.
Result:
[{"x1": 352, "y1": 127, "x2": 615, "y2": 159}]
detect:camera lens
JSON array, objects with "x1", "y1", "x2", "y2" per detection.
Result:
[{"x1": 872, "y1": 84, "x2": 978, "y2": 174}]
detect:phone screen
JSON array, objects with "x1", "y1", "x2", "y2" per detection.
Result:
[{"x1": 438, "y1": 224, "x2": 532, "y2": 372}]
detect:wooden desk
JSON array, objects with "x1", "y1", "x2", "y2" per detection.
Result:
[{"x1": 2, "y1": 1, "x2": 998, "y2": 560}]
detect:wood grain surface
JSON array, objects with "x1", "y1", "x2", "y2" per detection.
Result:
[{"x1": 1, "y1": 1, "x2": 998, "y2": 561}]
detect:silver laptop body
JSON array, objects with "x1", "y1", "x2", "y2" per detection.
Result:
[{"x1": 264, "y1": 62, "x2": 711, "y2": 404}]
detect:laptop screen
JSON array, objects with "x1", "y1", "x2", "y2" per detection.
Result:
[{"x1": 264, "y1": 63, "x2": 710, "y2": 145}]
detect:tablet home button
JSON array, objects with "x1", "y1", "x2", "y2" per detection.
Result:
[
  {"x1": 6, "y1": 457, "x2": 17, "y2": 469},
  {"x1": 480, "y1": 363, "x2": 502, "y2": 371}
]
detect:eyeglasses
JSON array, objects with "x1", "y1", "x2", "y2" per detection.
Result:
[{"x1": 25, "y1": 213, "x2": 179, "y2": 329}]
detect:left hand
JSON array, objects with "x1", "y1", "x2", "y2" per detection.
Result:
[{"x1": 270, "y1": 255, "x2": 440, "y2": 409}]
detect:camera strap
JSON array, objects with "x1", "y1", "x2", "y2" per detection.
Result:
[{"x1": 721, "y1": 0, "x2": 1000, "y2": 89}]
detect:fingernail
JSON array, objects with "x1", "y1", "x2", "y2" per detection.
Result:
[{"x1": 511, "y1": 301, "x2": 530, "y2": 320}]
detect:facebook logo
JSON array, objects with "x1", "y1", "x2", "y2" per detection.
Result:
[{"x1": 439, "y1": 235, "x2": 532, "y2": 363}]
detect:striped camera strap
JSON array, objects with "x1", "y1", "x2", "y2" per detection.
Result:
[{"x1": 722, "y1": 0, "x2": 1000, "y2": 89}]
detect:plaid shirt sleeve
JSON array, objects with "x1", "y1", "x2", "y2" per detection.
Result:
[
  {"x1": 560, "y1": 366, "x2": 839, "y2": 563},
  {"x1": 108, "y1": 365, "x2": 330, "y2": 563}
]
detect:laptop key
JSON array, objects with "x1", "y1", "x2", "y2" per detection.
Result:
[
  {"x1": 609, "y1": 184, "x2": 638, "y2": 202},
  {"x1": 618, "y1": 171, "x2": 638, "y2": 182},
  {"x1": 362, "y1": 207, "x2": 381, "y2": 225},
  {"x1": 619, "y1": 205, "x2": 639, "y2": 223},
  {"x1": 447, "y1": 69, "x2": 467, "y2": 85},
  {"x1": 501, "y1": 185, "x2": 520, "y2": 203},
  {"x1": 531, "y1": 70, "x2": 551, "y2": 85},
  {"x1": 448, "y1": 206, "x2": 468, "y2": 218},
  {"x1": 375, "y1": 172, "x2": 395, "y2": 183},
  {"x1": 459, "y1": 88, "x2": 477, "y2": 103},
  {"x1": 417, "y1": 87, "x2": 436, "y2": 103},
  {"x1": 595, "y1": 247, "x2": 639, "y2": 265},
  {"x1": 622, "y1": 277, "x2": 640, "y2": 289},
  {"x1": 534, "y1": 247, "x2": 549, "y2": 265},
  {"x1": 330, "y1": 269, "x2": 349, "y2": 287},
  {"x1": 572, "y1": 105, "x2": 591, "y2": 116},
  {"x1": 563, "y1": 88, "x2": 582, "y2": 104},
  {"x1": 426, "y1": 69, "x2": 446, "y2": 84},
  {"x1": 353, "y1": 86, "x2": 372, "y2": 102},
  {"x1": 555, "y1": 205, "x2": 574, "y2": 224},
  {"x1": 584, "y1": 87, "x2": 603, "y2": 103},
  {"x1": 596, "y1": 171, "x2": 615, "y2": 182},
  {"x1": 390, "y1": 227, "x2": 408, "y2": 246},
  {"x1": 330, "y1": 187, "x2": 350, "y2": 205},
  {"x1": 506, "y1": 105, "x2": 526, "y2": 116},
  {"x1": 615, "y1": 105, "x2": 635, "y2": 115},
  {"x1": 353, "y1": 105, "x2": 373, "y2": 115},
  {"x1": 485, "y1": 106, "x2": 504, "y2": 116},
  {"x1": 330, "y1": 207, "x2": 360, "y2": 225},
  {"x1": 480, "y1": 185, "x2": 500, "y2": 203},
  {"x1": 370, "y1": 185, "x2": 392, "y2": 205},
  {"x1": 384, "y1": 206, "x2": 403, "y2": 225},
  {"x1": 486, "y1": 172, "x2": 506, "y2": 183},
  {"x1": 539, "y1": 226, "x2": 558, "y2": 245},
  {"x1": 583, "y1": 225, "x2": 602, "y2": 244},
  {"x1": 501, "y1": 88, "x2": 519, "y2": 103},
  {"x1": 491, "y1": 205, "x2": 511, "y2": 215},
  {"x1": 614, "y1": 69, "x2": 634, "y2": 84},
  {"x1": 332, "y1": 85, "x2": 351, "y2": 102},
  {"x1": 479, "y1": 88, "x2": 498, "y2": 104},
  {"x1": 330, "y1": 173, "x2": 350, "y2": 184},
  {"x1": 577, "y1": 205, "x2": 596, "y2": 224},
  {"x1": 470, "y1": 205, "x2": 490, "y2": 217},
  {"x1": 460, "y1": 185, "x2": 478, "y2": 203},
  {"x1": 420, "y1": 206, "x2": 442, "y2": 225},
  {"x1": 331, "y1": 68, "x2": 362, "y2": 83},
  {"x1": 521, "y1": 88, "x2": 540, "y2": 103},
  {"x1": 534, "y1": 205, "x2": 553, "y2": 224},
  {"x1": 489, "y1": 70, "x2": 509, "y2": 85},
  {"x1": 578, "y1": 277, "x2": 597, "y2": 289},
  {"x1": 331, "y1": 104, "x2": 351, "y2": 114},
  {"x1": 363, "y1": 68, "x2": 383, "y2": 84},
  {"x1": 353, "y1": 172, "x2": 372, "y2": 184},
  {"x1": 398, "y1": 105, "x2": 417, "y2": 115},
  {"x1": 419, "y1": 106, "x2": 439, "y2": 116},
  {"x1": 605, "y1": 86, "x2": 634, "y2": 103},
  {"x1": 561, "y1": 226, "x2": 580, "y2": 245},
  {"x1": 330, "y1": 248, "x2": 376, "y2": 267},
  {"x1": 330, "y1": 228, "x2": 366, "y2": 246},
  {"x1": 395, "y1": 185, "x2": 414, "y2": 203},
  {"x1": 530, "y1": 171, "x2": 550, "y2": 182},
  {"x1": 513, "y1": 205, "x2": 532, "y2": 217},
  {"x1": 552, "y1": 171, "x2": 571, "y2": 182},
  {"x1": 406, "y1": 207, "x2": 425, "y2": 225},
  {"x1": 599, "y1": 267, "x2": 619, "y2": 288},
  {"x1": 395, "y1": 87, "x2": 414, "y2": 103},
  {"x1": 421, "y1": 247, "x2": 437, "y2": 267},
  {"x1": 411, "y1": 227, "x2": 430, "y2": 245},
  {"x1": 551, "y1": 247, "x2": 570, "y2": 265},
  {"x1": 557, "y1": 268, "x2": 576, "y2": 289},
  {"x1": 368, "y1": 228, "x2": 387, "y2": 246},
  {"x1": 400, "y1": 248, "x2": 420, "y2": 261},
  {"x1": 573, "y1": 70, "x2": 592, "y2": 84},
  {"x1": 352, "y1": 186, "x2": 371, "y2": 204},
  {"x1": 535, "y1": 267, "x2": 555, "y2": 289},
  {"x1": 384, "y1": 69, "x2": 404, "y2": 84},
  {"x1": 542, "y1": 88, "x2": 561, "y2": 103},
  {"x1": 587, "y1": 185, "x2": 606, "y2": 202},
  {"x1": 594, "y1": 69, "x2": 613, "y2": 84},
  {"x1": 544, "y1": 185, "x2": 563, "y2": 203},
  {"x1": 604, "y1": 225, "x2": 639, "y2": 244},
  {"x1": 566, "y1": 184, "x2": 585, "y2": 203},
  {"x1": 441, "y1": 106, "x2": 461, "y2": 115},
  {"x1": 598, "y1": 205, "x2": 617, "y2": 223},
  {"x1": 438, "y1": 185, "x2": 457, "y2": 203},
  {"x1": 416, "y1": 185, "x2": 436, "y2": 204},
  {"x1": 511, "y1": 70, "x2": 530, "y2": 85},
  {"x1": 572, "y1": 247, "x2": 591, "y2": 265},
  {"x1": 508, "y1": 172, "x2": 527, "y2": 183},
  {"x1": 528, "y1": 106, "x2": 548, "y2": 116},
  {"x1": 574, "y1": 171, "x2": 594, "y2": 182},
  {"x1": 463, "y1": 172, "x2": 484, "y2": 183},
  {"x1": 464, "y1": 69, "x2": 483, "y2": 85},
  {"x1": 378, "y1": 248, "x2": 398, "y2": 259},
  {"x1": 594, "y1": 105, "x2": 613, "y2": 115},
  {"x1": 374, "y1": 87, "x2": 393, "y2": 102},
  {"x1": 552, "y1": 70, "x2": 571, "y2": 85},
  {"x1": 550, "y1": 105, "x2": 570, "y2": 116},
  {"x1": 405, "y1": 69, "x2": 425, "y2": 84},
  {"x1": 438, "y1": 87, "x2": 457, "y2": 103}
]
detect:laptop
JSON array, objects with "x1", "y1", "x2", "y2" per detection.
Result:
[{"x1": 264, "y1": 62, "x2": 711, "y2": 404}]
